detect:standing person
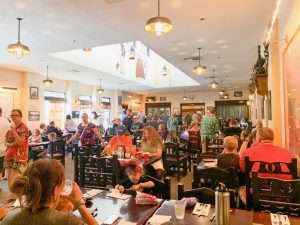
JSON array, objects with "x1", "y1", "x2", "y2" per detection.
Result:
[
  {"x1": 0, "y1": 107, "x2": 10, "y2": 184},
  {"x1": 66, "y1": 113, "x2": 105, "y2": 148},
  {"x1": 200, "y1": 107, "x2": 220, "y2": 143},
  {"x1": 91, "y1": 111, "x2": 105, "y2": 135},
  {"x1": 131, "y1": 115, "x2": 144, "y2": 144},
  {"x1": 4, "y1": 109, "x2": 28, "y2": 200},
  {"x1": 64, "y1": 114, "x2": 77, "y2": 134},
  {"x1": 223, "y1": 119, "x2": 242, "y2": 137},
  {"x1": 123, "y1": 109, "x2": 133, "y2": 133},
  {"x1": 137, "y1": 110, "x2": 146, "y2": 124},
  {"x1": 120, "y1": 110, "x2": 127, "y2": 123},
  {"x1": 1, "y1": 158, "x2": 99, "y2": 225},
  {"x1": 140, "y1": 126, "x2": 165, "y2": 180},
  {"x1": 167, "y1": 114, "x2": 178, "y2": 142}
]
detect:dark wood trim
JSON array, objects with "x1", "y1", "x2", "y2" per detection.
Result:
[
  {"x1": 180, "y1": 103, "x2": 205, "y2": 116},
  {"x1": 215, "y1": 100, "x2": 247, "y2": 106},
  {"x1": 145, "y1": 102, "x2": 171, "y2": 108}
]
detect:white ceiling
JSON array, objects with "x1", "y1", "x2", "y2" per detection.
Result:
[{"x1": 0, "y1": 0, "x2": 274, "y2": 93}]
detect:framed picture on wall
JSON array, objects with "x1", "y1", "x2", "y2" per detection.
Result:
[
  {"x1": 30, "y1": 87, "x2": 39, "y2": 100},
  {"x1": 72, "y1": 111, "x2": 80, "y2": 119},
  {"x1": 234, "y1": 91, "x2": 243, "y2": 97},
  {"x1": 28, "y1": 111, "x2": 40, "y2": 121}
]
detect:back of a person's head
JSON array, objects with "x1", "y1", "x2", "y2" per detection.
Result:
[
  {"x1": 230, "y1": 119, "x2": 238, "y2": 127},
  {"x1": 257, "y1": 127, "x2": 274, "y2": 141},
  {"x1": 49, "y1": 121, "x2": 55, "y2": 126},
  {"x1": 10, "y1": 158, "x2": 65, "y2": 213},
  {"x1": 40, "y1": 123, "x2": 46, "y2": 129},
  {"x1": 48, "y1": 132, "x2": 57, "y2": 141},
  {"x1": 66, "y1": 114, "x2": 71, "y2": 120},
  {"x1": 208, "y1": 107, "x2": 216, "y2": 114},
  {"x1": 240, "y1": 129, "x2": 251, "y2": 140},
  {"x1": 223, "y1": 136, "x2": 238, "y2": 151},
  {"x1": 256, "y1": 121, "x2": 263, "y2": 128}
]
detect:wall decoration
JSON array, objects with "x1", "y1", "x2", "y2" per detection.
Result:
[
  {"x1": 72, "y1": 111, "x2": 80, "y2": 119},
  {"x1": 28, "y1": 111, "x2": 40, "y2": 121},
  {"x1": 30, "y1": 86, "x2": 39, "y2": 100},
  {"x1": 234, "y1": 91, "x2": 243, "y2": 97}
]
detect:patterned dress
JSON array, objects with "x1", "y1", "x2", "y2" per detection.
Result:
[
  {"x1": 200, "y1": 115, "x2": 220, "y2": 141},
  {"x1": 77, "y1": 123, "x2": 97, "y2": 146},
  {"x1": 5, "y1": 123, "x2": 28, "y2": 171}
]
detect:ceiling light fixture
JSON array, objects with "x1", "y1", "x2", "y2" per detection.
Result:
[
  {"x1": 192, "y1": 48, "x2": 207, "y2": 75},
  {"x1": 129, "y1": 43, "x2": 135, "y2": 60},
  {"x1": 162, "y1": 65, "x2": 168, "y2": 76},
  {"x1": 209, "y1": 70, "x2": 219, "y2": 89},
  {"x1": 97, "y1": 79, "x2": 104, "y2": 94},
  {"x1": 42, "y1": 66, "x2": 53, "y2": 86},
  {"x1": 182, "y1": 89, "x2": 187, "y2": 101},
  {"x1": 7, "y1": 18, "x2": 31, "y2": 59},
  {"x1": 219, "y1": 81, "x2": 226, "y2": 95},
  {"x1": 83, "y1": 47, "x2": 92, "y2": 52},
  {"x1": 145, "y1": 0, "x2": 173, "y2": 37}
]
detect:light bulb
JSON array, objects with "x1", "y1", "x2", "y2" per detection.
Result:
[
  {"x1": 15, "y1": 45, "x2": 24, "y2": 59},
  {"x1": 45, "y1": 81, "x2": 50, "y2": 87},
  {"x1": 211, "y1": 83, "x2": 217, "y2": 89},
  {"x1": 154, "y1": 22, "x2": 164, "y2": 37}
]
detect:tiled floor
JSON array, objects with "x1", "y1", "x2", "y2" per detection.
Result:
[{"x1": 0, "y1": 155, "x2": 193, "y2": 204}]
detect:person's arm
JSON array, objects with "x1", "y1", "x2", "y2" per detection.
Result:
[
  {"x1": 63, "y1": 182, "x2": 99, "y2": 225},
  {"x1": 0, "y1": 205, "x2": 9, "y2": 220},
  {"x1": 92, "y1": 127, "x2": 106, "y2": 146},
  {"x1": 66, "y1": 131, "x2": 79, "y2": 145},
  {"x1": 115, "y1": 184, "x2": 125, "y2": 193},
  {"x1": 131, "y1": 181, "x2": 154, "y2": 191},
  {"x1": 149, "y1": 144, "x2": 162, "y2": 157}
]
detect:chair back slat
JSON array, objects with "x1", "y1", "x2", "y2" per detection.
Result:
[
  {"x1": 49, "y1": 138, "x2": 66, "y2": 166},
  {"x1": 144, "y1": 175, "x2": 171, "y2": 200},
  {"x1": 245, "y1": 156, "x2": 298, "y2": 210},
  {"x1": 252, "y1": 171, "x2": 300, "y2": 216}
]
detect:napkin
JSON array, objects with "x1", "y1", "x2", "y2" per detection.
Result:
[
  {"x1": 204, "y1": 162, "x2": 217, "y2": 167},
  {"x1": 107, "y1": 189, "x2": 131, "y2": 200},
  {"x1": 270, "y1": 213, "x2": 290, "y2": 225},
  {"x1": 118, "y1": 220, "x2": 137, "y2": 225},
  {"x1": 192, "y1": 203, "x2": 211, "y2": 216},
  {"x1": 83, "y1": 189, "x2": 103, "y2": 198},
  {"x1": 147, "y1": 215, "x2": 172, "y2": 225}
]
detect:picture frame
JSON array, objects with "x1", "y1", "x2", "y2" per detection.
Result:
[
  {"x1": 28, "y1": 111, "x2": 40, "y2": 121},
  {"x1": 234, "y1": 91, "x2": 243, "y2": 97},
  {"x1": 72, "y1": 111, "x2": 80, "y2": 119},
  {"x1": 30, "y1": 87, "x2": 39, "y2": 100}
]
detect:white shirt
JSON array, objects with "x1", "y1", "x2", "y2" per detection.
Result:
[{"x1": 0, "y1": 117, "x2": 10, "y2": 157}]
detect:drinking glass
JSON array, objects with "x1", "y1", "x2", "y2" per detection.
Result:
[
  {"x1": 174, "y1": 200, "x2": 186, "y2": 219},
  {"x1": 61, "y1": 180, "x2": 73, "y2": 196}
]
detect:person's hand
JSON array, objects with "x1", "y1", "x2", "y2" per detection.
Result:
[
  {"x1": 62, "y1": 182, "x2": 82, "y2": 204},
  {"x1": 115, "y1": 184, "x2": 125, "y2": 193},
  {"x1": 10, "y1": 124, "x2": 17, "y2": 134},
  {"x1": 130, "y1": 184, "x2": 141, "y2": 191},
  {"x1": 102, "y1": 142, "x2": 107, "y2": 147},
  {"x1": 0, "y1": 204, "x2": 9, "y2": 220}
]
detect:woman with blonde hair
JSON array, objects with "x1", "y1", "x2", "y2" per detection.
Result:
[
  {"x1": 1, "y1": 158, "x2": 98, "y2": 225},
  {"x1": 140, "y1": 126, "x2": 164, "y2": 179}
]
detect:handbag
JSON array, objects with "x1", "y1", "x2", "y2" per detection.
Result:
[{"x1": 78, "y1": 123, "x2": 90, "y2": 148}]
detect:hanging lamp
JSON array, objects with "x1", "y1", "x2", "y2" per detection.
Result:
[
  {"x1": 42, "y1": 66, "x2": 53, "y2": 86},
  {"x1": 145, "y1": 0, "x2": 173, "y2": 37},
  {"x1": 97, "y1": 79, "x2": 104, "y2": 94},
  {"x1": 219, "y1": 81, "x2": 226, "y2": 95},
  {"x1": 182, "y1": 89, "x2": 187, "y2": 101},
  {"x1": 129, "y1": 43, "x2": 135, "y2": 60},
  {"x1": 209, "y1": 70, "x2": 219, "y2": 89},
  {"x1": 162, "y1": 65, "x2": 167, "y2": 76},
  {"x1": 7, "y1": 18, "x2": 31, "y2": 59},
  {"x1": 192, "y1": 48, "x2": 207, "y2": 75}
]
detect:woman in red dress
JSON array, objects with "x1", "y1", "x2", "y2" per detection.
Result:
[{"x1": 5, "y1": 109, "x2": 28, "y2": 199}]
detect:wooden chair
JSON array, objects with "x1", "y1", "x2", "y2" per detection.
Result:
[
  {"x1": 188, "y1": 130, "x2": 201, "y2": 162},
  {"x1": 245, "y1": 156, "x2": 298, "y2": 210},
  {"x1": 252, "y1": 171, "x2": 300, "y2": 216},
  {"x1": 197, "y1": 151, "x2": 219, "y2": 164},
  {"x1": 163, "y1": 142, "x2": 188, "y2": 181},
  {"x1": 178, "y1": 183, "x2": 215, "y2": 205},
  {"x1": 205, "y1": 137, "x2": 224, "y2": 154},
  {"x1": 48, "y1": 138, "x2": 66, "y2": 166},
  {"x1": 192, "y1": 164, "x2": 238, "y2": 207},
  {"x1": 144, "y1": 175, "x2": 171, "y2": 200},
  {"x1": 79, "y1": 153, "x2": 119, "y2": 189}
]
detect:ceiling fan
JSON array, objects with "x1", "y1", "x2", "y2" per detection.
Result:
[{"x1": 183, "y1": 56, "x2": 203, "y2": 61}]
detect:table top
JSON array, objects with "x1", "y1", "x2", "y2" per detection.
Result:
[
  {"x1": 28, "y1": 141, "x2": 50, "y2": 147},
  {"x1": 153, "y1": 200, "x2": 300, "y2": 225},
  {"x1": 89, "y1": 190, "x2": 163, "y2": 225}
]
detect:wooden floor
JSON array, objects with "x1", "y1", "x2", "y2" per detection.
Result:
[{"x1": 0, "y1": 154, "x2": 193, "y2": 203}]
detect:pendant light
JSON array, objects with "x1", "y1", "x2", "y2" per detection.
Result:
[
  {"x1": 42, "y1": 66, "x2": 53, "y2": 86},
  {"x1": 192, "y1": 48, "x2": 207, "y2": 75},
  {"x1": 129, "y1": 42, "x2": 135, "y2": 60},
  {"x1": 7, "y1": 18, "x2": 31, "y2": 59},
  {"x1": 97, "y1": 79, "x2": 104, "y2": 94},
  {"x1": 145, "y1": 0, "x2": 173, "y2": 37},
  {"x1": 182, "y1": 89, "x2": 187, "y2": 101},
  {"x1": 219, "y1": 81, "x2": 226, "y2": 95},
  {"x1": 162, "y1": 65, "x2": 167, "y2": 76},
  {"x1": 209, "y1": 70, "x2": 219, "y2": 89}
]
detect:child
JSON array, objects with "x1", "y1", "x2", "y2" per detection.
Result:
[
  {"x1": 217, "y1": 136, "x2": 239, "y2": 173},
  {"x1": 28, "y1": 129, "x2": 44, "y2": 160},
  {"x1": 115, "y1": 162, "x2": 154, "y2": 194},
  {"x1": 157, "y1": 124, "x2": 167, "y2": 141}
]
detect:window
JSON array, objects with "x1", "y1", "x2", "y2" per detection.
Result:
[
  {"x1": 79, "y1": 95, "x2": 91, "y2": 101},
  {"x1": 44, "y1": 91, "x2": 65, "y2": 99},
  {"x1": 44, "y1": 91, "x2": 66, "y2": 128}
]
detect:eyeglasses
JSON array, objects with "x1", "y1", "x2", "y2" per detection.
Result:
[{"x1": 10, "y1": 114, "x2": 20, "y2": 117}]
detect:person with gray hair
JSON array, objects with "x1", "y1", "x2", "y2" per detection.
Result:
[{"x1": 217, "y1": 136, "x2": 239, "y2": 173}]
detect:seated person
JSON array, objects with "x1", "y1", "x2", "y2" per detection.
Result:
[
  {"x1": 28, "y1": 129, "x2": 44, "y2": 160},
  {"x1": 223, "y1": 119, "x2": 242, "y2": 137},
  {"x1": 115, "y1": 162, "x2": 154, "y2": 194},
  {"x1": 47, "y1": 121, "x2": 62, "y2": 138},
  {"x1": 1, "y1": 158, "x2": 98, "y2": 225},
  {"x1": 130, "y1": 115, "x2": 144, "y2": 141},
  {"x1": 157, "y1": 124, "x2": 167, "y2": 141},
  {"x1": 217, "y1": 136, "x2": 239, "y2": 173},
  {"x1": 188, "y1": 122, "x2": 199, "y2": 132},
  {"x1": 109, "y1": 118, "x2": 122, "y2": 136},
  {"x1": 105, "y1": 126, "x2": 132, "y2": 154},
  {"x1": 39, "y1": 123, "x2": 48, "y2": 141}
]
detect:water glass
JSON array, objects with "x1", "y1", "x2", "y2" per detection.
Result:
[
  {"x1": 61, "y1": 179, "x2": 73, "y2": 196},
  {"x1": 174, "y1": 200, "x2": 186, "y2": 219}
]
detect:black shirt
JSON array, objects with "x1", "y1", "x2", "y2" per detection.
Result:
[
  {"x1": 217, "y1": 153, "x2": 239, "y2": 173},
  {"x1": 120, "y1": 176, "x2": 152, "y2": 194},
  {"x1": 46, "y1": 126, "x2": 62, "y2": 137},
  {"x1": 223, "y1": 127, "x2": 242, "y2": 137},
  {"x1": 123, "y1": 115, "x2": 133, "y2": 132}
]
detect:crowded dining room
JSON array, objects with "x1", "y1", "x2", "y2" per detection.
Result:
[{"x1": 0, "y1": 0, "x2": 300, "y2": 224}]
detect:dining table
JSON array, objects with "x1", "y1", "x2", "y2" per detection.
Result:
[
  {"x1": 83, "y1": 190, "x2": 164, "y2": 225},
  {"x1": 153, "y1": 200, "x2": 300, "y2": 225},
  {"x1": 28, "y1": 141, "x2": 50, "y2": 152}
]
